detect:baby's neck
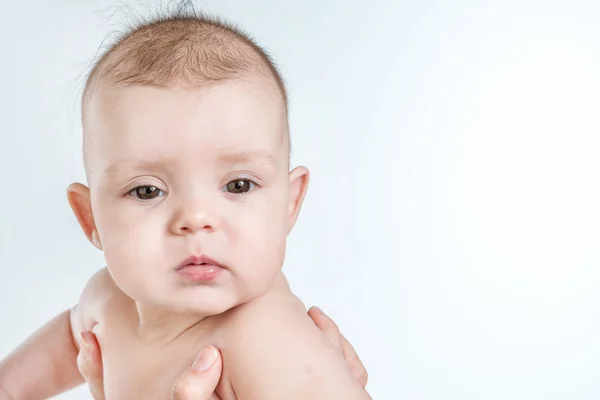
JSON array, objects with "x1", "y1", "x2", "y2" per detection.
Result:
[
  {"x1": 133, "y1": 303, "x2": 208, "y2": 344},
  {"x1": 131, "y1": 272, "x2": 292, "y2": 343}
]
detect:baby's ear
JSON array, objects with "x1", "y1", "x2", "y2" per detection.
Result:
[
  {"x1": 287, "y1": 166, "x2": 309, "y2": 233},
  {"x1": 67, "y1": 183, "x2": 102, "y2": 250}
]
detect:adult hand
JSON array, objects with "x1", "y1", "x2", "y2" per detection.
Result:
[
  {"x1": 307, "y1": 306, "x2": 369, "y2": 389},
  {"x1": 78, "y1": 306, "x2": 368, "y2": 399}
]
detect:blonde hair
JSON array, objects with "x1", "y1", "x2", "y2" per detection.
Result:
[{"x1": 81, "y1": 2, "x2": 289, "y2": 170}]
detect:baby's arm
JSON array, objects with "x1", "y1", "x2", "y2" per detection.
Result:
[
  {"x1": 223, "y1": 295, "x2": 369, "y2": 400},
  {"x1": 0, "y1": 268, "x2": 106, "y2": 399},
  {"x1": 0, "y1": 308, "x2": 82, "y2": 399}
]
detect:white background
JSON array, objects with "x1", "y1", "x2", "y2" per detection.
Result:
[{"x1": 1, "y1": 0, "x2": 600, "y2": 399}]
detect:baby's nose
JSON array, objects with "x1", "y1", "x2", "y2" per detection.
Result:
[
  {"x1": 171, "y1": 199, "x2": 219, "y2": 235},
  {"x1": 173, "y1": 211, "x2": 216, "y2": 234}
]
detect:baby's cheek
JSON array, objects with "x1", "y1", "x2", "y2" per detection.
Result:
[
  {"x1": 104, "y1": 215, "x2": 161, "y2": 261},
  {"x1": 236, "y1": 225, "x2": 287, "y2": 295},
  {"x1": 102, "y1": 233, "x2": 161, "y2": 301}
]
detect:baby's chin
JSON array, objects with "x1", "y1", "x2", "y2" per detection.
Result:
[{"x1": 139, "y1": 286, "x2": 247, "y2": 317}]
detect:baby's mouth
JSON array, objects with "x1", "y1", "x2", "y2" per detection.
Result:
[{"x1": 175, "y1": 254, "x2": 225, "y2": 282}]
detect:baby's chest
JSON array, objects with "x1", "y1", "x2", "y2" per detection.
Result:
[
  {"x1": 99, "y1": 340, "x2": 192, "y2": 399},
  {"x1": 93, "y1": 322, "x2": 237, "y2": 399},
  {"x1": 92, "y1": 321, "x2": 208, "y2": 399}
]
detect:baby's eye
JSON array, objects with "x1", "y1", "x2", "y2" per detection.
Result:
[
  {"x1": 224, "y1": 179, "x2": 256, "y2": 194},
  {"x1": 128, "y1": 186, "x2": 165, "y2": 200}
]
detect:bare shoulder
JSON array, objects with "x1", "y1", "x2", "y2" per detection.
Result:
[
  {"x1": 224, "y1": 288, "x2": 306, "y2": 330},
  {"x1": 70, "y1": 267, "x2": 124, "y2": 339},
  {"x1": 219, "y1": 291, "x2": 366, "y2": 400},
  {"x1": 217, "y1": 272, "x2": 305, "y2": 332},
  {"x1": 81, "y1": 267, "x2": 120, "y2": 303}
]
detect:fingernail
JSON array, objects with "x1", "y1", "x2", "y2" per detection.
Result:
[
  {"x1": 313, "y1": 306, "x2": 326, "y2": 316},
  {"x1": 192, "y1": 346, "x2": 218, "y2": 372},
  {"x1": 79, "y1": 332, "x2": 90, "y2": 351}
]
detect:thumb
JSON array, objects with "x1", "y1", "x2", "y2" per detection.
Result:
[{"x1": 171, "y1": 346, "x2": 223, "y2": 400}]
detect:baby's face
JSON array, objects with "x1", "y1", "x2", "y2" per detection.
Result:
[{"x1": 83, "y1": 77, "x2": 300, "y2": 315}]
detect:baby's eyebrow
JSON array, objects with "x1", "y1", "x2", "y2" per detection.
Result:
[
  {"x1": 102, "y1": 160, "x2": 165, "y2": 177},
  {"x1": 217, "y1": 151, "x2": 277, "y2": 166},
  {"x1": 101, "y1": 152, "x2": 277, "y2": 177}
]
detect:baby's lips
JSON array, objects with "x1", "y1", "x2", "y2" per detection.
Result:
[{"x1": 176, "y1": 254, "x2": 225, "y2": 270}]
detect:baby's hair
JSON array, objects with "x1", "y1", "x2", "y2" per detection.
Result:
[
  {"x1": 82, "y1": 0, "x2": 288, "y2": 121},
  {"x1": 80, "y1": 1, "x2": 291, "y2": 172}
]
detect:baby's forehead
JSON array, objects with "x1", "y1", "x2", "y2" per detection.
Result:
[
  {"x1": 84, "y1": 80, "x2": 289, "y2": 179},
  {"x1": 93, "y1": 78, "x2": 284, "y2": 138}
]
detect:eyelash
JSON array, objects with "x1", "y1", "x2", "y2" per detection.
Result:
[
  {"x1": 126, "y1": 178, "x2": 260, "y2": 201},
  {"x1": 221, "y1": 178, "x2": 258, "y2": 195},
  {"x1": 127, "y1": 186, "x2": 166, "y2": 200}
]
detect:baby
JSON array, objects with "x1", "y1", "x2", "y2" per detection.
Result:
[{"x1": 0, "y1": 11, "x2": 368, "y2": 400}]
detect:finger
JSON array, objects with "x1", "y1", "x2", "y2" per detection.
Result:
[
  {"x1": 307, "y1": 306, "x2": 342, "y2": 351},
  {"x1": 77, "y1": 331, "x2": 105, "y2": 400},
  {"x1": 308, "y1": 307, "x2": 369, "y2": 388},
  {"x1": 339, "y1": 333, "x2": 369, "y2": 388},
  {"x1": 171, "y1": 346, "x2": 222, "y2": 400}
]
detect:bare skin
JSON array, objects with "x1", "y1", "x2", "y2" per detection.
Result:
[
  {"x1": 62, "y1": 79, "x2": 370, "y2": 399},
  {"x1": 0, "y1": 80, "x2": 372, "y2": 399},
  {"x1": 78, "y1": 306, "x2": 370, "y2": 400}
]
